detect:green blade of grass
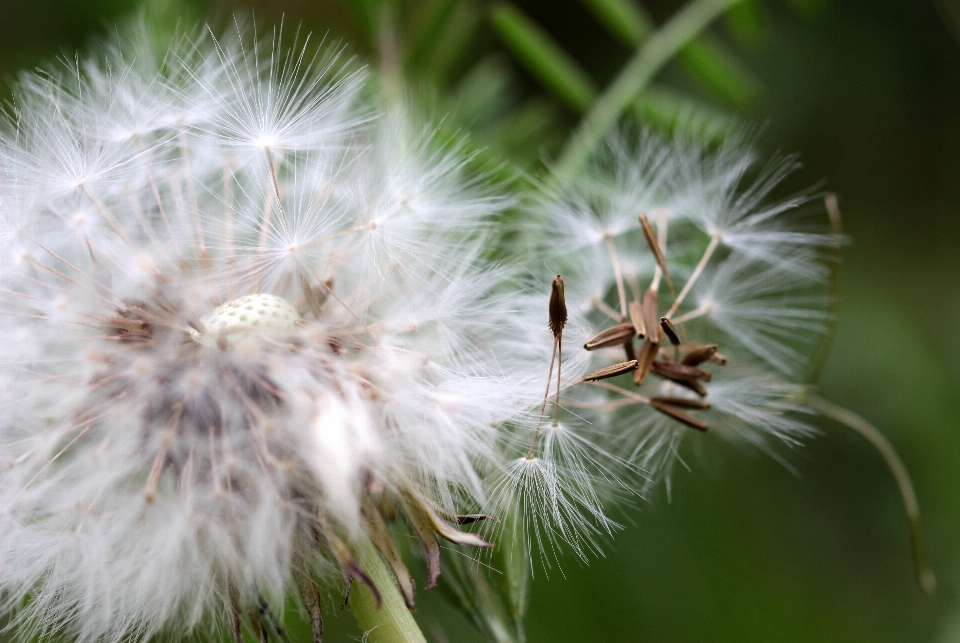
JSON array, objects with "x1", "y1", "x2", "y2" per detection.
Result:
[
  {"x1": 555, "y1": 0, "x2": 749, "y2": 179},
  {"x1": 490, "y1": 2, "x2": 598, "y2": 112},
  {"x1": 578, "y1": 0, "x2": 654, "y2": 47},
  {"x1": 420, "y1": 1, "x2": 484, "y2": 84},
  {"x1": 679, "y1": 34, "x2": 762, "y2": 106},
  {"x1": 403, "y1": 0, "x2": 457, "y2": 68}
]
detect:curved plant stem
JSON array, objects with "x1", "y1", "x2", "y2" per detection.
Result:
[
  {"x1": 803, "y1": 193, "x2": 844, "y2": 386},
  {"x1": 553, "y1": 0, "x2": 748, "y2": 180},
  {"x1": 349, "y1": 539, "x2": 429, "y2": 643},
  {"x1": 807, "y1": 395, "x2": 936, "y2": 594}
]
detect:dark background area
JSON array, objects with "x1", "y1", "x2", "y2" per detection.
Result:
[{"x1": 1, "y1": 0, "x2": 958, "y2": 641}]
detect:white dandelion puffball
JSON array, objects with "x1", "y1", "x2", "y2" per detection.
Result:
[
  {"x1": 0, "y1": 24, "x2": 540, "y2": 642},
  {"x1": 519, "y1": 131, "x2": 836, "y2": 501}
]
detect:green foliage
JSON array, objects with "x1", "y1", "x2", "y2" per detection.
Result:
[
  {"x1": 678, "y1": 34, "x2": 762, "y2": 106},
  {"x1": 578, "y1": 0, "x2": 654, "y2": 47},
  {"x1": 489, "y1": 2, "x2": 598, "y2": 111}
]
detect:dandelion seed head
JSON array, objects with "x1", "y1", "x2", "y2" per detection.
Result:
[
  {"x1": 526, "y1": 128, "x2": 834, "y2": 503},
  {"x1": 0, "y1": 22, "x2": 536, "y2": 642}
]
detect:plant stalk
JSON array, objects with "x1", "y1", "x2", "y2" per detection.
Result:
[
  {"x1": 348, "y1": 538, "x2": 429, "y2": 643},
  {"x1": 807, "y1": 394, "x2": 936, "y2": 594},
  {"x1": 554, "y1": 0, "x2": 748, "y2": 179}
]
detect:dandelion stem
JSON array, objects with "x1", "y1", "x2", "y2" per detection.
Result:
[
  {"x1": 260, "y1": 147, "x2": 286, "y2": 253},
  {"x1": 527, "y1": 335, "x2": 559, "y2": 459},
  {"x1": 178, "y1": 127, "x2": 204, "y2": 252},
  {"x1": 134, "y1": 135, "x2": 179, "y2": 254},
  {"x1": 648, "y1": 213, "x2": 673, "y2": 295},
  {"x1": 807, "y1": 394, "x2": 936, "y2": 595},
  {"x1": 348, "y1": 538, "x2": 429, "y2": 643},
  {"x1": 665, "y1": 235, "x2": 719, "y2": 319},
  {"x1": 554, "y1": 0, "x2": 749, "y2": 179},
  {"x1": 553, "y1": 334, "x2": 563, "y2": 425},
  {"x1": 592, "y1": 296, "x2": 622, "y2": 322},
  {"x1": 604, "y1": 235, "x2": 628, "y2": 319},
  {"x1": 585, "y1": 379, "x2": 650, "y2": 404},
  {"x1": 672, "y1": 304, "x2": 709, "y2": 324}
]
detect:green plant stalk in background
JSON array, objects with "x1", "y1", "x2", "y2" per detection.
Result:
[
  {"x1": 797, "y1": 196, "x2": 934, "y2": 596},
  {"x1": 490, "y1": 2, "x2": 598, "y2": 111},
  {"x1": 808, "y1": 395, "x2": 937, "y2": 595},
  {"x1": 555, "y1": 0, "x2": 749, "y2": 179}
]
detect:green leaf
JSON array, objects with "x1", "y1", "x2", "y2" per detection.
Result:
[
  {"x1": 403, "y1": 0, "x2": 457, "y2": 68},
  {"x1": 784, "y1": 0, "x2": 830, "y2": 19},
  {"x1": 341, "y1": 0, "x2": 380, "y2": 45},
  {"x1": 555, "y1": 0, "x2": 752, "y2": 179},
  {"x1": 679, "y1": 34, "x2": 762, "y2": 107},
  {"x1": 725, "y1": 0, "x2": 765, "y2": 46},
  {"x1": 578, "y1": 0, "x2": 654, "y2": 47},
  {"x1": 418, "y1": 1, "x2": 484, "y2": 83},
  {"x1": 489, "y1": 2, "x2": 598, "y2": 111}
]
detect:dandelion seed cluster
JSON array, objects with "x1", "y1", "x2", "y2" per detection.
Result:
[
  {"x1": 0, "y1": 25, "x2": 543, "y2": 642},
  {"x1": 519, "y1": 132, "x2": 835, "y2": 513},
  {"x1": 0, "y1": 20, "x2": 835, "y2": 643}
]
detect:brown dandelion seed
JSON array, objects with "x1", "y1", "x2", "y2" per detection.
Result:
[
  {"x1": 299, "y1": 275, "x2": 332, "y2": 318},
  {"x1": 639, "y1": 214, "x2": 671, "y2": 285},
  {"x1": 105, "y1": 303, "x2": 153, "y2": 344},
  {"x1": 649, "y1": 396, "x2": 711, "y2": 410},
  {"x1": 649, "y1": 399, "x2": 709, "y2": 432},
  {"x1": 651, "y1": 359, "x2": 712, "y2": 383},
  {"x1": 628, "y1": 300, "x2": 646, "y2": 338},
  {"x1": 681, "y1": 343, "x2": 718, "y2": 366},
  {"x1": 659, "y1": 317, "x2": 680, "y2": 346},
  {"x1": 455, "y1": 514, "x2": 500, "y2": 525},
  {"x1": 583, "y1": 322, "x2": 636, "y2": 351},
  {"x1": 708, "y1": 352, "x2": 728, "y2": 365},
  {"x1": 679, "y1": 379, "x2": 709, "y2": 398},
  {"x1": 528, "y1": 275, "x2": 568, "y2": 459},
  {"x1": 634, "y1": 288, "x2": 661, "y2": 385},
  {"x1": 548, "y1": 274, "x2": 567, "y2": 338},
  {"x1": 582, "y1": 360, "x2": 639, "y2": 382}
]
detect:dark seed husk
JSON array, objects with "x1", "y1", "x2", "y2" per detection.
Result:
[
  {"x1": 634, "y1": 339, "x2": 658, "y2": 385},
  {"x1": 659, "y1": 317, "x2": 680, "y2": 345},
  {"x1": 709, "y1": 352, "x2": 728, "y2": 365},
  {"x1": 584, "y1": 322, "x2": 636, "y2": 351},
  {"x1": 681, "y1": 343, "x2": 718, "y2": 366},
  {"x1": 651, "y1": 359, "x2": 712, "y2": 382},
  {"x1": 629, "y1": 300, "x2": 646, "y2": 338},
  {"x1": 650, "y1": 399, "x2": 709, "y2": 431},
  {"x1": 549, "y1": 275, "x2": 567, "y2": 338},
  {"x1": 583, "y1": 360, "x2": 639, "y2": 382},
  {"x1": 649, "y1": 396, "x2": 711, "y2": 410},
  {"x1": 639, "y1": 214, "x2": 670, "y2": 282}
]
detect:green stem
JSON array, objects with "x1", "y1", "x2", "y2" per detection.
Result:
[
  {"x1": 807, "y1": 395, "x2": 936, "y2": 594},
  {"x1": 348, "y1": 539, "x2": 429, "y2": 643},
  {"x1": 554, "y1": 0, "x2": 748, "y2": 180},
  {"x1": 803, "y1": 194, "x2": 844, "y2": 386}
]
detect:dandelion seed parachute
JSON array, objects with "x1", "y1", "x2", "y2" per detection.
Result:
[
  {"x1": 0, "y1": 23, "x2": 543, "y2": 642},
  {"x1": 524, "y1": 130, "x2": 834, "y2": 498}
]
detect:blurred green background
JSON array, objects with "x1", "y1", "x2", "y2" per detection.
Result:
[{"x1": 2, "y1": 0, "x2": 958, "y2": 641}]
